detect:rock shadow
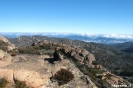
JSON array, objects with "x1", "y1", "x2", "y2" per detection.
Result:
[{"x1": 44, "y1": 58, "x2": 54, "y2": 64}]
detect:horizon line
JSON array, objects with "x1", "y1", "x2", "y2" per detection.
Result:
[{"x1": 0, "y1": 32, "x2": 133, "y2": 35}]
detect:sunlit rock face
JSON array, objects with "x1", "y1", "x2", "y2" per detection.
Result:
[{"x1": 0, "y1": 36, "x2": 16, "y2": 51}]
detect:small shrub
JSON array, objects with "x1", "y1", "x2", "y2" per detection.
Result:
[
  {"x1": 15, "y1": 80, "x2": 27, "y2": 88},
  {"x1": 53, "y1": 68, "x2": 74, "y2": 85},
  {"x1": 92, "y1": 61, "x2": 99, "y2": 65},
  {"x1": 40, "y1": 44, "x2": 51, "y2": 50},
  {"x1": 0, "y1": 78, "x2": 8, "y2": 88},
  {"x1": 0, "y1": 58, "x2": 3, "y2": 60},
  {"x1": 91, "y1": 68, "x2": 100, "y2": 76},
  {"x1": 11, "y1": 53, "x2": 16, "y2": 57},
  {"x1": 8, "y1": 49, "x2": 19, "y2": 54}
]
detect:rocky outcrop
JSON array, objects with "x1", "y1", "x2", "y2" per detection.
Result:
[
  {"x1": 62, "y1": 46, "x2": 72, "y2": 54},
  {"x1": 0, "y1": 36, "x2": 16, "y2": 51},
  {"x1": 70, "y1": 50, "x2": 76, "y2": 56},
  {"x1": 0, "y1": 51, "x2": 50, "y2": 88},
  {"x1": 85, "y1": 53, "x2": 96, "y2": 68},
  {"x1": 0, "y1": 50, "x2": 98, "y2": 88},
  {"x1": 60, "y1": 46, "x2": 96, "y2": 68},
  {"x1": 79, "y1": 49, "x2": 89, "y2": 57},
  {"x1": 0, "y1": 68, "x2": 50, "y2": 88},
  {"x1": 7, "y1": 43, "x2": 16, "y2": 51},
  {"x1": 73, "y1": 53, "x2": 84, "y2": 62},
  {"x1": 0, "y1": 36, "x2": 9, "y2": 43},
  {"x1": 13, "y1": 69, "x2": 49, "y2": 87},
  {"x1": 0, "y1": 49, "x2": 6, "y2": 58},
  {"x1": 52, "y1": 43, "x2": 132, "y2": 87},
  {"x1": 0, "y1": 49, "x2": 12, "y2": 67}
]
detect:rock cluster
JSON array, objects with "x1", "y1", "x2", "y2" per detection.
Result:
[
  {"x1": 0, "y1": 36, "x2": 9, "y2": 43},
  {"x1": 61, "y1": 46, "x2": 97, "y2": 68},
  {"x1": 0, "y1": 36, "x2": 16, "y2": 51}
]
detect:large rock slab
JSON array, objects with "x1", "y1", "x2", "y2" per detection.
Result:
[
  {"x1": 0, "y1": 36, "x2": 16, "y2": 51},
  {"x1": 0, "y1": 36, "x2": 9, "y2": 43},
  {"x1": 79, "y1": 49, "x2": 89, "y2": 57},
  {"x1": 70, "y1": 50, "x2": 76, "y2": 57},
  {"x1": 85, "y1": 53, "x2": 96, "y2": 68},
  {"x1": 0, "y1": 69, "x2": 14, "y2": 83},
  {"x1": 73, "y1": 54, "x2": 84, "y2": 62},
  {"x1": 0, "y1": 49, "x2": 6, "y2": 58}
]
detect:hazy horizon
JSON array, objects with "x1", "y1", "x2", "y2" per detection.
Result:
[{"x1": 0, "y1": 32, "x2": 133, "y2": 35}]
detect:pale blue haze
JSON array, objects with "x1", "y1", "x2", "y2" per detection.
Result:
[{"x1": 0, "y1": 0, "x2": 133, "y2": 34}]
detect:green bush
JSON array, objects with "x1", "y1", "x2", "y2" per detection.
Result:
[
  {"x1": 92, "y1": 61, "x2": 99, "y2": 65},
  {"x1": 8, "y1": 49, "x2": 19, "y2": 54},
  {"x1": 0, "y1": 78, "x2": 8, "y2": 88},
  {"x1": 40, "y1": 44, "x2": 51, "y2": 50},
  {"x1": 18, "y1": 47, "x2": 40, "y2": 55},
  {"x1": 53, "y1": 68, "x2": 74, "y2": 85},
  {"x1": 17, "y1": 43, "x2": 55, "y2": 55}
]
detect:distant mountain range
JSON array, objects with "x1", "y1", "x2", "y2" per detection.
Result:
[{"x1": 0, "y1": 32, "x2": 133, "y2": 44}]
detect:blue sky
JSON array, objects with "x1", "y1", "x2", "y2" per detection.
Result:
[{"x1": 0, "y1": 0, "x2": 133, "y2": 34}]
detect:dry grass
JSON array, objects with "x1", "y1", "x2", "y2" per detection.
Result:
[
  {"x1": 0, "y1": 78, "x2": 8, "y2": 88},
  {"x1": 15, "y1": 80, "x2": 28, "y2": 88}
]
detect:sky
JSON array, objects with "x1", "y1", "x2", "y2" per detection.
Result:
[{"x1": 0, "y1": 0, "x2": 133, "y2": 34}]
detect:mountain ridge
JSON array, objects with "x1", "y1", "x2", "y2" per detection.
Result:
[{"x1": 1, "y1": 32, "x2": 133, "y2": 44}]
